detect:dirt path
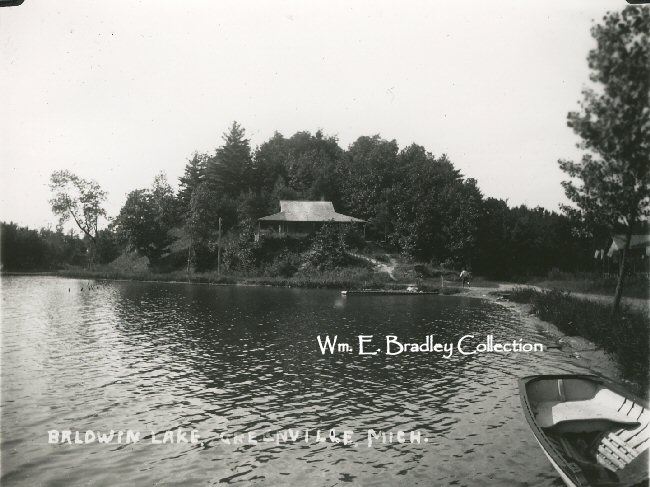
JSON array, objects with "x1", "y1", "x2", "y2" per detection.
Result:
[
  {"x1": 350, "y1": 253, "x2": 397, "y2": 281},
  {"x1": 465, "y1": 283, "x2": 648, "y2": 313}
]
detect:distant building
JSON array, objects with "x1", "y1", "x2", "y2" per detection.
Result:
[
  {"x1": 607, "y1": 234, "x2": 650, "y2": 257},
  {"x1": 594, "y1": 233, "x2": 650, "y2": 275},
  {"x1": 607, "y1": 234, "x2": 650, "y2": 273},
  {"x1": 257, "y1": 200, "x2": 365, "y2": 238}
]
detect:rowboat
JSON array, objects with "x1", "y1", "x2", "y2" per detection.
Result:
[{"x1": 519, "y1": 375, "x2": 649, "y2": 486}]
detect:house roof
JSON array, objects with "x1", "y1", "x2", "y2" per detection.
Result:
[
  {"x1": 609, "y1": 234, "x2": 650, "y2": 251},
  {"x1": 258, "y1": 200, "x2": 365, "y2": 223}
]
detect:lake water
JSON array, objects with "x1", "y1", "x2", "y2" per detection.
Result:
[{"x1": 1, "y1": 276, "x2": 614, "y2": 486}]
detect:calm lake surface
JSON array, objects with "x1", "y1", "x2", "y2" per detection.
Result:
[{"x1": 1, "y1": 276, "x2": 617, "y2": 486}]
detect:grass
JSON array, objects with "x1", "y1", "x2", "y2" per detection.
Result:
[
  {"x1": 41, "y1": 250, "x2": 470, "y2": 293},
  {"x1": 49, "y1": 265, "x2": 464, "y2": 294},
  {"x1": 240, "y1": 267, "x2": 393, "y2": 289},
  {"x1": 530, "y1": 271, "x2": 649, "y2": 300},
  {"x1": 509, "y1": 286, "x2": 649, "y2": 394}
]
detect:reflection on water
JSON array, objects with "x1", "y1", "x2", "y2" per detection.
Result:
[{"x1": 2, "y1": 276, "x2": 606, "y2": 486}]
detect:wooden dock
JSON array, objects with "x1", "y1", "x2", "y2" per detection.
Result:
[{"x1": 341, "y1": 290, "x2": 440, "y2": 296}]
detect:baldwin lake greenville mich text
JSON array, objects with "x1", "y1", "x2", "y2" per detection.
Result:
[{"x1": 317, "y1": 335, "x2": 545, "y2": 357}]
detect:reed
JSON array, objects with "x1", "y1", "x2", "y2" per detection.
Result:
[{"x1": 509, "y1": 287, "x2": 649, "y2": 392}]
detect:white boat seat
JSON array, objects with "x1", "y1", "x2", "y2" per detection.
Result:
[
  {"x1": 594, "y1": 423, "x2": 649, "y2": 472},
  {"x1": 535, "y1": 389, "x2": 641, "y2": 431}
]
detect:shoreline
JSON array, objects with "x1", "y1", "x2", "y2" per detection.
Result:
[
  {"x1": 3, "y1": 270, "x2": 645, "y2": 396},
  {"x1": 1, "y1": 269, "x2": 465, "y2": 293},
  {"x1": 463, "y1": 285, "x2": 645, "y2": 397}
]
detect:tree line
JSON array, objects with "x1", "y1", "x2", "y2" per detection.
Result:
[
  {"x1": 0, "y1": 223, "x2": 119, "y2": 271},
  {"x1": 2, "y1": 123, "x2": 594, "y2": 277},
  {"x1": 3, "y1": 6, "x2": 646, "y2": 308}
]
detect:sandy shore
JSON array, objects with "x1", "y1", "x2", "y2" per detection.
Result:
[{"x1": 460, "y1": 284, "x2": 635, "y2": 391}]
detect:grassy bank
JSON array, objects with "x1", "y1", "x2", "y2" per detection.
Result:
[
  {"x1": 41, "y1": 266, "x2": 463, "y2": 294},
  {"x1": 509, "y1": 287, "x2": 649, "y2": 394},
  {"x1": 530, "y1": 271, "x2": 649, "y2": 300}
]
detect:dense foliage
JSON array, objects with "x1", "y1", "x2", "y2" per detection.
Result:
[
  {"x1": 5, "y1": 8, "x2": 639, "y2": 285},
  {"x1": 558, "y1": 6, "x2": 649, "y2": 312},
  {"x1": 113, "y1": 173, "x2": 181, "y2": 264},
  {"x1": 1, "y1": 222, "x2": 118, "y2": 271},
  {"x1": 169, "y1": 123, "x2": 592, "y2": 276},
  {"x1": 305, "y1": 223, "x2": 353, "y2": 270},
  {"x1": 11, "y1": 122, "x2": 597, "y2": 277},
  {"x1": 474, "y1": 199, "x2": 592, "y2": 278}
]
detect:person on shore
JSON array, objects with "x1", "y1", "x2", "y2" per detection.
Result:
[{"x1": 460, "y1": 269, "x2": 471, "y2": 288}]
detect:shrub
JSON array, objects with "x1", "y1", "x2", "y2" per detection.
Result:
[
  {"x1": 305, "y1": 222, "x2": 351, "y2": 270},
  {"x1": 222, "y1": 220, "x2": 260, "y2": 271},
  {"x1": 265, "y1": 252, "x2": 301, "y2": 277}
]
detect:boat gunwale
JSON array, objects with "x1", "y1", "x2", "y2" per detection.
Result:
[{"x1": 518, "y1": 374, "x2": 649, "y2": 487}]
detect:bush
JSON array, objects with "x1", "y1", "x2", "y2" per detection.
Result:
[
  {"x1": 222, "y1": 221, "x2": 260, "y2": 271},
  {"x1": 345, "y1": 225, "x2": 366, "y2": 250},
  {"x1": 414, "y1": 263, "x2": 431, "y2": 277},
  {"x1": 265, "y1": 252, "x2": 301, "y2": 278},
  {"x1": 305, "y1": 222, "x2": 351, "y2": 270}
]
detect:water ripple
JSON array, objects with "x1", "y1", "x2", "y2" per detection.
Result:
[{"x1": 1, "y1": 277, "x2": 612, "y2": 486}]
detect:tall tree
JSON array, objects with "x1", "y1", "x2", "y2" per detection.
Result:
[
  {"x1": 338, "y1": 135, "x2": 400, "y2": 234},
  {"x1": 186, "y1": 183, "x2": 219, "y2": 271},
  {"x1": 285, "y1": 130, "x2": 343, "y2": 203},
  {"x1": 558, "y1": 6, "x2": 649, "y2": 313},
  {"x1": 178, "y1": 152, "x2": 209, "y2": 213},
  {"x1": 151, "y1": 172, "x2": 181, "y2": 229},
  {"x1": 253, "y1": 131, "x2": 290, "y2": 193},
  {"x1": 206, "y1": 121, "x2": 253, "y2": 197},
  {"x1": 49, "y1": 170, "x2": 107, "y2": 266}
]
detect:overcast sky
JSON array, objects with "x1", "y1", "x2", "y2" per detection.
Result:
[{"x1": 0, "y1": 0, "x2": 621, "y2": 229}]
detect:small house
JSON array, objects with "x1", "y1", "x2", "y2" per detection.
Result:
[
  {"x1": 606, "y1": 233, "x2": 650, "y2": 274},
  {"x1": 257, "y1": 200, "x2": 364, "y2": 238}
]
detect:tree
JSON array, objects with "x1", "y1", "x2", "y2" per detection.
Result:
[
  {"x1": 254, "y1": 131, "x2": 290, "y2": 193},
  {"x1": 151, "y1": 172, "x2": 181, "y2": 229},
  {"x1": 387, "y1": 147, "x2": 480, "y2": 263},
  {"x1": 95, "y1": 227, "x2": 121, "y2": 265},
  {"x1": 178, "y1": 152, "x2": 208, "y2": 213},
  {"x1": 186, "y1": 183, "x2": 219, "y2": 271},
  {"x1": 558, "y1": 6, "x2": 649, "y2": 313},
  {"x1": 49, "y1": 170, "x2": 107, "y2": 266},
  {"x1": 114, "y1": 173, "x2": 178, "y2": 264},
  {"x1": 114, "y1": 190, "x2": 165, "y2": 263},
  {"x1": 206, "y1": 121, "x2": 253, "y2": 197},
  {"x1": 222, "y1": 219, "x2": 260, "y2": 272},
  {"x1": 285, "y1": 130, "x2": 343, "y2": 203},
  {"x1": 306, "y1": 222, "x2": 351, "y2": 270},
  {"x1": 338, "y1": 135, "x2": 399, "y2": 238}
]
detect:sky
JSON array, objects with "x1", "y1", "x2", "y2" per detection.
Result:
[{"x1": 0, "y1": 0, "x2": 622, "y2": 229}]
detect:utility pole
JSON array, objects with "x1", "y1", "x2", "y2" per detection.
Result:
[
  {"x1": 187, "y1": 235, "x2": 192, "y2": 279},
  {"x1": 217, "y1": 217, "x2": 222, "y2": 276}
]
